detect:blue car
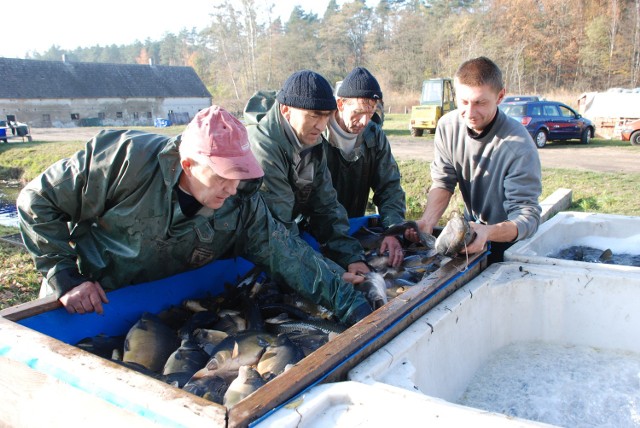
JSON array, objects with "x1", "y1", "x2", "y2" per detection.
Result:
[{"x1": 501, "y1": 100, "x2": 595, "y2": 148}]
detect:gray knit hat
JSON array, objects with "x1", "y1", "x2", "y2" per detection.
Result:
[
  {"x1": 337, "y1": 67, "x2": 383, "y2": 99},
  {"x1": 276, "y1": 70, "x2": 337, "y2": 111}
]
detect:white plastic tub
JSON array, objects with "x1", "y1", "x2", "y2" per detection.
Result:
[
  {"x1": 505, "y1": 211, "x2": 640, "y2": 273},
  {"x1": 256, "y1": 381, "x2": 548, "y2": 427},
  {"x1": 346, "y1": 262, "x2": 640, "y2": 427}
]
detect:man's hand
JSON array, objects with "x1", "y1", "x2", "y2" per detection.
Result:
[
  {"x1": 59, "y1": 281, "x2": 109, "y2": 315},
  {"x1": 347, "y1": 261, "x2": 370, "y2": 277},
  {"x1": 379, "y1": 235, "x2": 404, "y2": 267},
  {"x1": 464, "y1": 222, "x2": 489, "y2": 255},
  {"x1": 342, "y1": 272, "x2": 365, "y2": 285},
  {"x1": 405, "y1": 219, "x2": 431, "y2": 243}
]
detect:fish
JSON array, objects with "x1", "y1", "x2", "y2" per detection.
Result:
[
  {"x1": 162, "y1": 338, "x2": 210, "y2": 387},
  {"x1": 183, "y1": 330, "x2": 274, "y2": 404},
  {"x1": 598, "y1": 248, "x2": 613, "y2": 263},
  {"x1": 355, "y1": 272, "x2": 388, "y2": 310},
  {"x1": 183, "y1": 366, "x2": 238, "y2": 404},
  {"x1": 266, "y1": 319, "x2": 346, "y2": 336},
  {"x1": 211, "y1": 310, "x2": 247, "y2": 334},
  {"x1": 223, "y1": 365, "x2": 267, "y2": 408},
  {"x1": 257, "y1": 333, "x2": 304, "y2": 381},
  {"x1": 281, "y1": 294, "x2": 334, "y2": 321},
  {"x1": 122, "y1": 312, "x2": 180, "y2": 372},
  {"x1": 284, "y1": 330, "x2": 333, "y2": 357},
  {"x1": 435, "y1": 211, "x2": 476, "y2": 257},
  {"x1": 177, "y1": 309, "x2": 220, "y2": 340},
  {"x1": 192, "y1": 328, "x2": 229, "y2": 356},
  {"x1": 76, "y1": 334, "x2": 125, "y2": 360}
]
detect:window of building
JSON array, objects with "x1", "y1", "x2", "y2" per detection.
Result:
[
  {"x1": 116, "y1": 112, "x2": 123, "y2": 119},
  {"x1": 133, "y1": 112, "x2": 139, "y2": 119},
  {"x1": 98, "y1": 112, "x2": 105, "y2": 119},
  {"x1": 147, "y1": 112, "x2": 152, "y2": 119},
  {"x1": 42, "y1": 114, "x2": 50, "y2": 122},
  {"x1": 71, "y1": 113, "x2": 80, "y2": 120}
]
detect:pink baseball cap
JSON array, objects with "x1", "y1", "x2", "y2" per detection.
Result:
[{"x1": 180, "y1": 106, "x2": 264, "y2": 180}]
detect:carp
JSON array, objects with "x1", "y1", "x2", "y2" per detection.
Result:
[
  {"x1": 435, "y1": 212, "x2": 476, "y2": 257},
  {"x1": 122, "y1": 312, "x2": 180, "y2": 372},
  {"x1": 257, "y1": 334, "x2": 304, "y2": 381},
  {"x1": 162, "y1": 338, "x2": 210, "y2": 387},
  {"x1": 223, "y1": 365, "x2": 267, "y2": 408}
]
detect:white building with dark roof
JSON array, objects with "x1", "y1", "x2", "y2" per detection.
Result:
[{"x1": 0, "y1": 57, "x2": 212, "y2": 128}]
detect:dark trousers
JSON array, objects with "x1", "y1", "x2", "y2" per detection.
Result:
[{"x1": 487, "y1": 241, "x2": 513, "y2": 265}]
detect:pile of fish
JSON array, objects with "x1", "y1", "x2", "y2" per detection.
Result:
[
  {"x1": 76, "y1": 270, "x2": 344, "y2": 408},
  {"x1": 549, "y1": 245, "x2": 640, "y2": 266},
  {"x1": 354, "y1": 218, "x2": 474, "y2": 302},
  {"x1": 74, "y1": 218, "x2": 473, "y2": 408}
]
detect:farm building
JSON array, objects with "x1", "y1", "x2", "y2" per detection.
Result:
[
  {"x1": 577, "y1": 89, "x2": 640, "y2": 139},
  {"x1": 0, "y1": 57, "x2": 212, "y2": 128}
]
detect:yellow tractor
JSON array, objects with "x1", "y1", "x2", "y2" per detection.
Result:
[{"x1": 409, "y1": 78, "x2": 456, "y2": 137}]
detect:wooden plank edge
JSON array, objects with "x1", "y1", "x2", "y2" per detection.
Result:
[{"x1": 0, "y1": 294, "x2": 61, "y2": 321}]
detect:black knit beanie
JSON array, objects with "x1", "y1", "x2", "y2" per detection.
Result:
[
  {"x1": 276, "y1": 70, "x2": 337, "y2": 111},
  {"x1": 337, "y1": 67, "x2": 383, "y2": 99}
]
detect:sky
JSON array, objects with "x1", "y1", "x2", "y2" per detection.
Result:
[{"x1": 1, "y1": 0, "x2": 337, "y2": 59}]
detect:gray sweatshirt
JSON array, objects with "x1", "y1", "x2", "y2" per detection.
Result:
[{"x1": 430, "y1": 109, "x2": 542, "y2": 241}]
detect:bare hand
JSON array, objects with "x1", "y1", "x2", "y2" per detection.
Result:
[
  {"x1": 405, "y1": 219, "x2": 430, "y2": 243},
  {"x1": 379, "y1": 236, "x2": 404, "y2": 267},
  {"x1": 464, "y1": 222, "x2": 489, "y2": 255},
  {"x1": 342, "y1": 272, "x2": 365, "y2": 285},
  {"x1": 347, "y1": 261, "x2": 370, "y2": 276},
  {"x1": 59, "y1": 281, "x2": 109, "y2": 315}
]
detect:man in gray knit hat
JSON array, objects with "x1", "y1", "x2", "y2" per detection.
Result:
[
  {"x1": 244, "y1": 70, "x2": 371, "y2": 281},
  {"x1": 325, "y1": 67, "x2": 407, "y2": 267}
]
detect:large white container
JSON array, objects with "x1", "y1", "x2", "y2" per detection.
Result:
[
  {"x1": 345, "y1": 262, "x2": 640, "y2": 427},
  {"x1": 256, "y1": 381, "x2": 548, "y2": 427},
  {"x1": 505, "y1": 211, "x2": 640, "y2": 273}
]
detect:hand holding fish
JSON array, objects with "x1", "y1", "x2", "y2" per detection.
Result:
[
  {"x1": 59, "y1": 280, "x2": 109, "y2": 315},
  {"x1": 347, "y1": 261, "x2": 370, "y2": 277},
  {"x1": 464, "y1": 222, "x2": 488, "y2": 254},
  {"x1": 379, "y1": 236, "x2": 404, "y2": 267},
  {"x1": 342, "y1": 272, "x2": 365, "y2": 285}
]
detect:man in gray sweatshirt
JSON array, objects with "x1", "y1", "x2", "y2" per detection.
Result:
[{"x1": 414, "y1": 56, "x2": 542, "y2": 263}]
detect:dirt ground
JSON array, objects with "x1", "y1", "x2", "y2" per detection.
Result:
[{"x1": 26, "y1": 127, "x2": 640, "y2": 174}]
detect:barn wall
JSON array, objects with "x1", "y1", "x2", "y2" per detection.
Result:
[{"x1": 0, "y1": 97, "x2": 211, "y2": 128}]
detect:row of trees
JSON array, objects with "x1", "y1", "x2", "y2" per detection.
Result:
[{"x1": 28, "y1": 0, "x2": 640, "y2": 112}]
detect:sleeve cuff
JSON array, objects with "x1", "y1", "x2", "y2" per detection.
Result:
[{"x1": 48, "y1": 268, "x2": 91, "y2": 298}]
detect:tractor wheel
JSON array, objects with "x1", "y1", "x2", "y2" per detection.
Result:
[{"x1": 410, "y1": 128, "x2": 424, "y2": 137}]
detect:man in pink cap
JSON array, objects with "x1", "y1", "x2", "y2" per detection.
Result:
[{"x1": 17, "y1": 106, "x2": 372, "y2": 326}]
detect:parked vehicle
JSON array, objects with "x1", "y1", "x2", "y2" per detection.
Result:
[
  {"x1": 502, "y1": 95, "x2": 540, "y2": 103},
  {"x1": 409, "y1": 78, "x2": 456, "y2": 137},
  {"x1": 620, "y1": 119, "x2": 640, "y2": 146},
  {"x1": 501, "y1": 100, "x2": 595, "y2": 148}
]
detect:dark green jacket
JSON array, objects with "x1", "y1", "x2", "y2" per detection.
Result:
[
  {"x1": 17, "y1": 130, "x2": 369, "y2": 324},
  {"x1": 324, "y1": 121, "x2": 406, "y2": 229},
  {"x1": 245, "y1": 92, "x2": 366, "y2": 269}
]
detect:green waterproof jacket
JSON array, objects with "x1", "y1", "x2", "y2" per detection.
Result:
[
  {"x1": 244, "y1": 92, "x2": 366, "y2": 269},
  {"x1": 17, "y1": 130, "x2": 370, "y2": 324},
  {"x1": 324, "y1": 121, "x2": 406, "y2": 229}
]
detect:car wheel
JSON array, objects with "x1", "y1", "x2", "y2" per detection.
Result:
[
  {"x1": 630, "y1": 130, "x2": 640, "y2": 146},
  {"x1": 580, "y1": 128, "x2": 591, "y2": 144},
  {"x1": 410, "y1": 128, "x2": 424, "y2": 137},
  {"x1": 534, "y1": 130, "x2": 547, "y2": 148}
]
